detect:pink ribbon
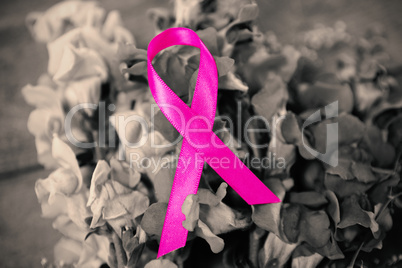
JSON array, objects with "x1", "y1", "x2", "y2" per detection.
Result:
[{"x1": 147, "y1": 27, "x2": 281, "y2": 258}]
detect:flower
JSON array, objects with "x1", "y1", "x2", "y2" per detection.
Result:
[
  {"x1": 26, "y1": 1, "x2": 106, "y2": 43},
  {"x1": 35, "y1": 135, "x2": 90, "y2": 229},
  {"x1": 22, "y1": 84, "x2": 64, "y2": 169},
  {"x1": 54, "y1": 235, "x2": 109, "y2": 268},
  {"x1": 87, "y1": 160, "x2": 149, "y2": 234},
  {"x1": 181, "y1": 183, "x2": 251, "y2": 253}
]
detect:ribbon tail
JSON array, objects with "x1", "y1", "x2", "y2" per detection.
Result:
[
  {"x1": 203, "y1": 132, "x2": 281, "y2": 205},
  {"x1": 157, "y1": 142, "x2": 203, "y2": 258}
]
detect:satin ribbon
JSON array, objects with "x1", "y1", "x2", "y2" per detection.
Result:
[{"x1": 147, "y1": 27, "x2": 281, "y2": 258}]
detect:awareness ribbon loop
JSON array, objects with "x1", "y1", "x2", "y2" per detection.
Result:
[{"x1": 147, "y1": 27, "x2": 281, "y2": 258}]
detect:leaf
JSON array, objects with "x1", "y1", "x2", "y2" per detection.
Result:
[
  {"x1": 195, "y1": 220, "x2": 225, "y2": 253},
  {"x1": 291, "y1": 253, "x2": 323, "y2": 268},
  {"x1": 102, "y1": 11, "x2": 134, "y2": 44},
  {"x1": 281, "y1": 112, "x2": 302, "y2": 145},
  {"x1": 237, "y1": 4, "x2": 259, "y2": 23},
  {"x1": 374, "y1": 204, "x2": 393, "y2": 232},
  {"x1": 310, "y1": 114, "x2": 365, "y2": 155},
  {"x1": 280, "y1": 45, "x2": 301, "y2": 83},
  {"x1": 252, "y1": 179, "x2": 286, "y2": 236},
  {"x1": 52, "y1": 135, "x2": 82, "y2": 193},
  {"x1": 296, "y1": 75, "x2": 354, "y2": 113},
  {"x1": 110, "y1": 157, "x2": 141, "y2": 188},
  {"x1": 314, "y1": 232, "x2": 344, "y2": 260},
  {"x1": 64, "y1": 76, "x2": 102, "y2": 117},
  {"x1": 325, "y1": 191, "x2": 340, "y2": 225},
  {"x1": 326, "y1": 158, "x2": 354, "y2": 180},
  {"x1": 103, "y1": 191, "x2": 149, "y2": 220},
  {"x1": 289, "y1": 192, "x2": 328, "y2": 208},
  {"x1": 124, "y1": 61, "x2": 148, "y2": 76},
  {"x1": 215, "y1": 56, "x2": 235, "y2": 77},
  {"x1": 153, "y1": 159, "x2": 176, "y2": 202},
  {"x1": 251, "y1": 74, "x2": 288, "y2": 121},
  {"x1": 362, "y1": 125, "x2": 396, "y2": 167},
  {"x1": 22, "y1": 84, "x2": 61, "y2": 109},
  {"x1": 218, "y1": 71, "x2": 248, "y2": 92},
  {"x1": 281, "y1": 204, "x2": 302, "y2": 243},
  {"x1": 153, "y1": 51, "x2": 188, "y2": 100},
  {"x1": 197, "y1": 183, "x2": 251, "y2": 235},
  {"x1": 350, "y1": 162, "x2": 378, "y2": 183},
  {"x1": 197, "y1": 27, "x2": 220, "y2": 56},
  {"x1": 338, "y1": 195, "x2": 377, "y2": 230},
  {"x1": 324, "y1": 174, "x2": 372, "y2": 199},
  {"x1": 369, "y1": 175, "x2": 400, "y2": 205},
  {"x1": 53, "y1": 45, "x2": 108, "y2": 82},
  {"x1": 152, "y1": 110, "x2": 180, "y2": 143},
  {"x1": 26, "y1": 1, "x2": 105, "y2": 43},
  {"x1": 298, "y1": 210, "x2": 331, "y2": 248},
  {"x1": 52, "y1": 215, "x2": 87, "y2": 242},
  {"x1": 122, "y1": 227, "x2": 138, "y2": 253},
  {"x1": 54, "y1": 237, "x2": 82, "y2": 264},
  {"x1": 259, "y1": 232, "x2": 297, "y2": 268},
  {"x1": 182, "y1": 194, "x2": 200, "y2": 232},
  {"x1": 87, "y1": 160, "x2": 111, "y2": 206},
  {"x1": 147, "y1": 8, "x2": 174, "y2": 34},
  {"x1": 141, "y1": 203, "x2": 167, "y2": 236},
  {"x1": 66, "y1": 193, "x2": 92, "y2": 229},
  {"x1": 117, "y1": 43, "x2": 147, "y2": 65},
  {"x1": 144, "y1": 259, "x2": 178, "y2": 268}
]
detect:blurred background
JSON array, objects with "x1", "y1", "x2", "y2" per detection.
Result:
[{"x1": 0, "y1": 0, "x2": 401, "y2": 267}]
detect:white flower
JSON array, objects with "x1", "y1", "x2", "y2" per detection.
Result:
[
  {"x1": 26, "y1": 1, "x2": 106, "y2": 43},
  {"x1": 23, "y1": 84, "x2": 64, "y2": 169},
  {"x1": 35, "y1": 136, "x2": 90, "y2": 229},
  {"x1": 87, "y1": 160, "x2": 149, "y2": 234},
  {"x1": 53, "y1": 45, "x2": 108, "y2": 83}
]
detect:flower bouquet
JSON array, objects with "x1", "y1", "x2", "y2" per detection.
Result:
[{"x1": 24, "y1": 0, "x2": 402, "y2": 267}]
